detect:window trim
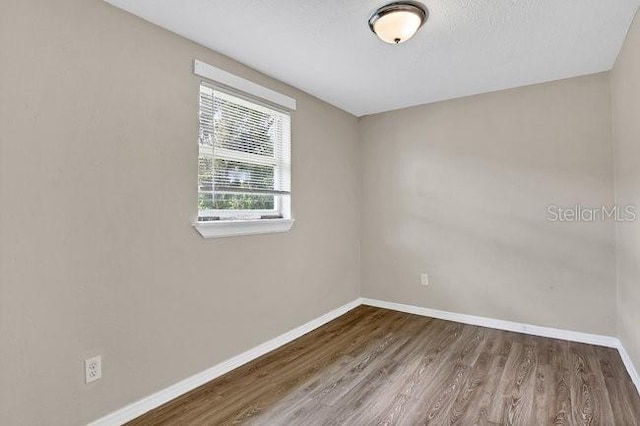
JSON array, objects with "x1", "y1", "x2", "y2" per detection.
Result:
[
  {"x1": 194, "y1": 60, "x2": 296, "y2": 111},
  {"x1": 193, "y1": 218, "x2": 295, "y2": 239},
  {"x1": 193, "y1": 59, "x2": 296, "y2": 238}
]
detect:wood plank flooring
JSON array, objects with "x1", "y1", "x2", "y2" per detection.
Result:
[{"x1": 128, "y1": 306, "x2": 640, "y2": 425}]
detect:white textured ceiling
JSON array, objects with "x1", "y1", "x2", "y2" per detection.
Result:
[{"x1": 105, "y1": 0, "x2": 639, "y2": 116}]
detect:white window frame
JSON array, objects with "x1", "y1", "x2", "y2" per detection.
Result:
[{"x1": 192, "y1": 60, "x2": 296, "y2": 239}]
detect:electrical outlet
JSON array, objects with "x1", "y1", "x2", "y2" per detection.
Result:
[
  {"x1": 85, "y1": 355, "x2": 102, "y2": 383},
  {"x1": 420, "y1": 273, "x2": 429, "y2": 286}
]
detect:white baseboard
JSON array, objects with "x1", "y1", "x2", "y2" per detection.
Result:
[
  {"x1": 90, "y1": 297, "x2": 640, "y2": 425},
  {"x1": 360, "y1": 298, "x2": 618, "y2": 347},
  {"x1": 89, "y1": 299, "x2": 362, "y2": 426},
  {"x1": 361, "y1": 298, "x2": 640, "y2": 395},
  {"x1": 615, "y1": 340, "x2": 640, "y2": 394}
]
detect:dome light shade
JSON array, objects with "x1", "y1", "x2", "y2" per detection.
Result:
[{"x1": 369, "y1": 1, "x2": 428, "y2": 44}]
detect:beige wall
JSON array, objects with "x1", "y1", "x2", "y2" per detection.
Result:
[
  {"x1": 612, "y1": 8, "x2": 640, "y2": 375},
  {"x1": 360, "y1": 74, "x2": 617, "y2": 335},
  {"x1": 0, "y1": 1, "x2": 360, "y2": 424}
]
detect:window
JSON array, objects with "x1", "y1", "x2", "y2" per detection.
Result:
[{"x1": 192, "y1": 60, "x2": 295, "y2": 238}]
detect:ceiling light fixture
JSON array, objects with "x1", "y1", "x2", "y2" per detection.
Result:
[{"x1": 368, "y1": 1, "x2": 428, "y2": 45}]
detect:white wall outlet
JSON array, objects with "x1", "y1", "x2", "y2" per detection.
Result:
[
  {"x1": 85, "y1": 355, "x2": 102, "y2": 383},
  {"x1": 420, "y1": 273, "x2": 429, "y2": 286}
]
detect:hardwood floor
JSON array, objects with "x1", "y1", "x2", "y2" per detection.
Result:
[{"x1": 128, "y1": 306, "x2": 640, "y2": 425}]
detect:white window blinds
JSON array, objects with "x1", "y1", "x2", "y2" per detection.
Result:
[{"x1": 198, "y1": 84, "x2": 291, "y2": 220}]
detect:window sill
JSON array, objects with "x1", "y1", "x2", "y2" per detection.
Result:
[{"x1": 192, "y1": 219, "x2": 295, "y2": 239}]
